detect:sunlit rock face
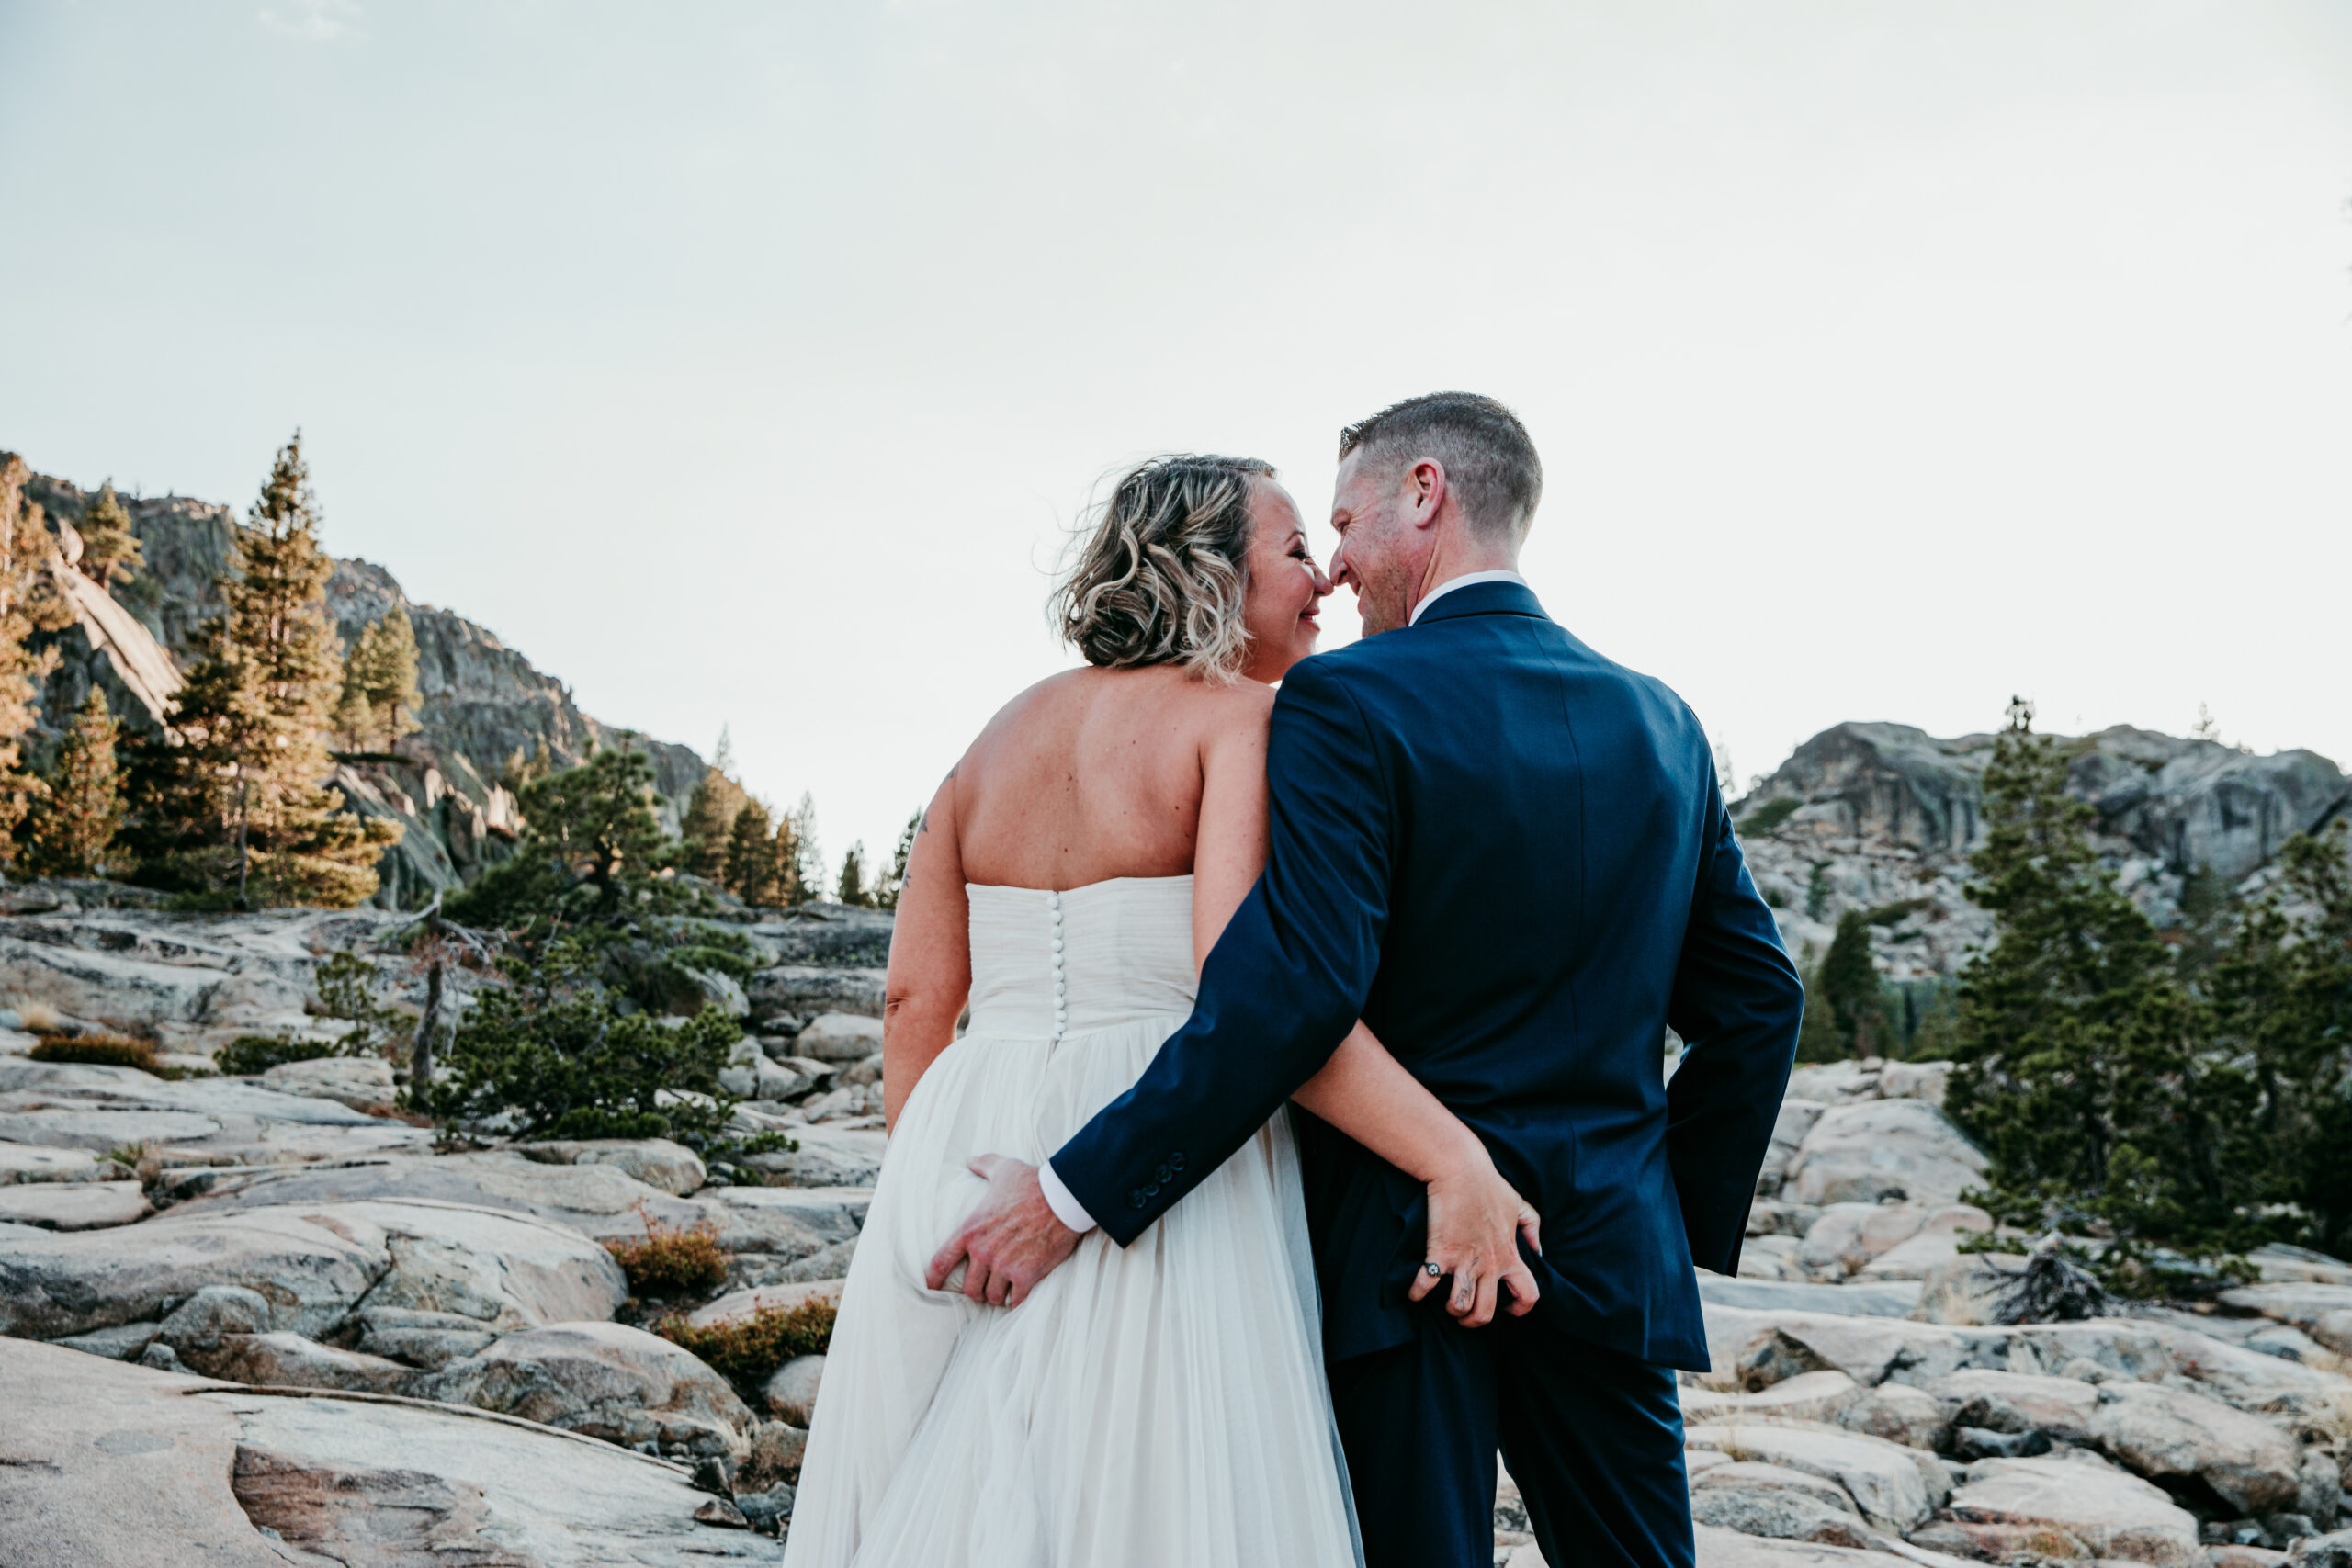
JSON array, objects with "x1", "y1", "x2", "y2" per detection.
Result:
[{"x1": 20, "y1": 470, "x2": 706, "y2": 908}]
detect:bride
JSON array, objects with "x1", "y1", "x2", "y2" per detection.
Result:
[{"x1": 782, "y1": 455, "x2": 1536, "y2": 1567}]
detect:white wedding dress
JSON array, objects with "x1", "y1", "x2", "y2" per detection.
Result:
[{"x1": 782, "y1": 876, "x2": 1362, "y2": 1568}]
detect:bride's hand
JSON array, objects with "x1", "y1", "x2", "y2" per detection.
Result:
[{"x1": 1412, "y1": 1147, "x2": 1543, "y2": 1329}]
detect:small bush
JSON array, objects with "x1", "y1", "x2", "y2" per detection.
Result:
[
  {"x1": 28, "y1": 1034, "x2": 157, "y2": 1072},
  {"x1": 657, "y1": 1299, "x2": 836, "y2": 1389},
  {"x1": 215, "y1": 1034, "x2": 341, "y2": 1077},
  {"x1": 605, "y1": 1204, "x2": 729, "y2": 1300},
  {"x1": 1739, "y1": 797, "x2": 1802, "y2": 837}
]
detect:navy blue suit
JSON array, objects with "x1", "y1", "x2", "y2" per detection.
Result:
[{"x1": 1052, "y1": 581, "x2": 1804, "y2": 1567}]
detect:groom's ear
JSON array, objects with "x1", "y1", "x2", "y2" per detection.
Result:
[{"x1": 1407, "y1": 459, "x2": 1449, "y2": 530}]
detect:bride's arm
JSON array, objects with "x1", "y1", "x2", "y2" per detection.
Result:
[
  {"x1": 1194, "y1": 704, "x2": 1541, "y2": 1326},
  {"x1": 882, "y1": 767, "x2": 973, "y2": 1133}
]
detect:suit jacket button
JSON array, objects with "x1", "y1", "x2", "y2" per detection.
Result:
[
  {"x1": 1128, "y1": 1190, "x2": 1148, "y2": 1210},
  {"x1": 1144, "y1": 1181, "x2": 1160, "y2": 1197},
  {"x1": 1169, "y1": 1152, "x2": 1186, "y2": 1171},
  {"x1": 1154, "y1": 1163, "x2": 1172, "y2": 1183}
]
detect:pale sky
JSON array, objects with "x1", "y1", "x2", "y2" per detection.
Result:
[{"x1": 5, "y1": 1, "x2": 2348, "y2": 865}]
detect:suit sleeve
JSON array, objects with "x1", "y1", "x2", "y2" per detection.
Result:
[
  {"x1": 1050, "y1": 660, "x2": 1391, "y2": 1246},
  {"x1": 1664, "y1": 770, "x2": 1805, "y2": 1277}
]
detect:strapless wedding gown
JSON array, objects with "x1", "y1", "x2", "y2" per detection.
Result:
[{"x1": 782, "y1": 876, "x2": 1362, "y2": 1568}]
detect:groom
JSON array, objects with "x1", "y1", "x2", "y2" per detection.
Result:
[{"x1": 931, "y1": 392, "x2": 1804, "y2": 1567}]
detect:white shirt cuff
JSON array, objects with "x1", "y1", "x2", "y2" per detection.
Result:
[{"x1": 1037, "y1": 1157, "x2": 1100, "y2": 1235}]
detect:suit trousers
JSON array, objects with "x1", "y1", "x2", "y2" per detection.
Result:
[{"x1": 1326, "y1": 1310, "x2": 1694, "y2": 1568}]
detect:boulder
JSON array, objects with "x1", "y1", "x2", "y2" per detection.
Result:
[
  {"x1": 1875, "y1": 1061, "x2": 1951, "y2": 1107},
  {"x1": 1785, "y1": 1062, "x2": 1883, "y2": 1105},
  {"x1": 168, "y1": 1149, "x2": 712, "y2": 1244},
  {"x1": 1799, "y1": 1203, "x2": 1928, "y2": 1279},
  {"x1": 2088, "y1": 1381, "x2": 2303, "y2": 1517},
  {"x1": 1912, "y1": 1253, "x2": 2021, "y2": 1325},
  {"x1": 424, "y1": 1320, "x2": 756, "y2": 1458},
  {"x1": 720, "y1": 1040, "x2": 805, "y2": 1102},
  {"x1": 1929, "y1": 1369, "x2": 2100, "y2": 1444},
  {"x1": 516, "y1": 1137, "x2": 709, "y2": 1198},
  {"x1": 0, "y1": 1177, "x2": 150, "y2": 1230},
  {"x1": 0, "y1": 1197, "x2": 625, "y2": 1345},
  {"x1": 747, "y1": 969, "x2": 887, "y2": 1021},
  {"x1": 346, "y1": 1306, "x2": 499, "y2": 1370},
  {"x1": 692, "y1": 1185, "x2": 869, "y2": 1258},
  {"x1": 1690, "y1": 1460, "x2": 1877, "y2": 1548},
  {"x1": 2007, "y1": 1319, "x2": 2352, "y2": 1443},
  {"x1": 738, "y1": 1419, "x2": 808, "y2": 1493},
  {"x1": 1758, "y1": 1100, "x2": 1828, "y2": 1193},
  {"x1": 686, "y1": 1278, "x2": 844, "y2": 1331},
  {"x1": 0, "y1": 1335, "x2": 786, "y2": 1565},
  {"x1": 764, "y1": 1353, "x2": 826, "y2": 1424},
  {"x1": 743, "y1": 1123, "x2": 886, "y2": 1189},
  {"x1": 1682, "y1": 1421, "x2": 1940, "y2": 1532},
  {"x1": 1926, "y1": 1450, "x2": 2199, "y2": 1565},
  {"x1": 1835, "y1": 1381, "x2": 1949, "y2": 1451},
  {"x1": 202, "y1": 1330, "x2": 413, "y2": 1394},
  {"x1": 0, "y1": 1138, "x2": 102, "y2": 1183},
  {"x1": 334, "y1": 1199, "x2": 629, "y2": 1329},
  {"x1": 0, "y1": 931, "x2": 307, "y2": 1049},
  {"x1": 2295, "y1": 1530, "x2": 2352, "y2": 1568},
  {"x1": 2248, "y1": 1247, "x2": 2352, "y2": 1288},
  {"x1": 1785, "y1": 1100, "x2": 1988, "y2": 1208},
  {"x1": 2221, "y1": 1283, "x2": 2352, "y2": 1359},
  {"x1": 0, "y1": 1104, "x2": 222, "y2": 1153},
  {"x1": 793, "y1": 1011, "x2": 885, "y2": 1064},
  {"x1": 0, "y1": 1201, "x2": 390, "y2": 1340},
  {"x1": 257, "y1": 1055, "x2": 395, "y2": 1111},
  {"x1": 1683, "y1": 1371, "x2": 1867, "y2": 1426},
  {"x1": 1702, "y1": 1305, "x2": 1974, "y2": 1392}
]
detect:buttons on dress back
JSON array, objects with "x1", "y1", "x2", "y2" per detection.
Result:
[{"x1": 1047, "y1": 890, "x2": 1067, "y2": 1041}]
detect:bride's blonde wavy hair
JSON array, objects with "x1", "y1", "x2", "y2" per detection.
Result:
[{"x1": 1053, "y1": 454, "x2": 1272, "y2": 684}]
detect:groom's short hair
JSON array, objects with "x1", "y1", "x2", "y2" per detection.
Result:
[{"x1": 1338, "y1": 392, "x2": 1543, "y2": 543}]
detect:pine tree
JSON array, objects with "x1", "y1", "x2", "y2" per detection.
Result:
[
  {"x1": 24, "y1": 690, "x2": 124, "y2": 877},
  {"x1": 2212, "y1": 822, "x2": 2352, "y2": 1256},
  {"x1": 444, "y1": 744, "x2": 686, "y2": 924},
  {"x1": 837, "y1": 842, "x2": 870, "y2": 907},
  {"x1": 122, "y1": 434, "x2": 398, "y2": 906},
  {"x1": 679, "y1": 763, "x2": 748, "y2": 884},
  {"x1": 1946, "y1": 698, "x2": 2255, "y2": 1284},
  {"x1": 1818, "y1": 910, "x2": 1885, "y2": 1059},
  {"x1": 787, "y1": 793, "x2": 821, "y2": 906},
  {"x1": 334, "y1": 606, "x2": 422, "y2": 753},
  {"x1": 74, "y1": 481, "x2": 143, "y2": 589},
  {"x1": 0, "y1": 454, "x2": 76, "y2": 863},
  {"x1": 726, "y1": 797, "x2": 782, "y2": 906}
]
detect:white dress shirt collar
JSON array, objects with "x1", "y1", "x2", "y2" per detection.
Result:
[{"x1": 1408, "y1": 569, "x2": 1529, "y2": 626}]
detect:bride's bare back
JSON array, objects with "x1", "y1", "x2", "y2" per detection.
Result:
[{"x1": 954, "y1": 664, "x2": 1271, "y2": 889}]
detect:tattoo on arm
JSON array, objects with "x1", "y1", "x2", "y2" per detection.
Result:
[{"x1": 921, "y1": 765, "x2": 958, "y2": 834}]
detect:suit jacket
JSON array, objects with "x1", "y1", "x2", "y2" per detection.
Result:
[{"x1": 1051, "y1": 581, "x2": 1803, "y2": 1370}]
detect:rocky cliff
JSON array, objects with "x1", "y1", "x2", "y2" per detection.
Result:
[
  {"x1": 1734, "y1": 721, "x2": 2352, "y2": 985},
  {"x1": 19, "y1": 471, "x2": 706, "y2": 908}
]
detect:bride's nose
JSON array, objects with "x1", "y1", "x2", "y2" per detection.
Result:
[{"x1": 1308, "y1": 558, "x2": 1335, "y2": 597}]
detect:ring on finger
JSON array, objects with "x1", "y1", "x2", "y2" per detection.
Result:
[{"x1": 1423, "y1": 1261, "x2": 1443, "y2": 1279}]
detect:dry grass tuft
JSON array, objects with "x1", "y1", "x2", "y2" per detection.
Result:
[
  {"x1": 28, "y1": 1034, "x2": 158, "y2": 1072},
  {"x1": 604, "y1": 1201, "x2": 729, "y2": 1300}
]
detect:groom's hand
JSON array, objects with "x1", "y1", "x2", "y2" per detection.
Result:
[
  {"x1": 924, "y1": 1155, "x2": 1083, "y2": 1309},
  {"x1": 1412, "y1": 1157, "x2": 1544, "y2": 1329}
]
